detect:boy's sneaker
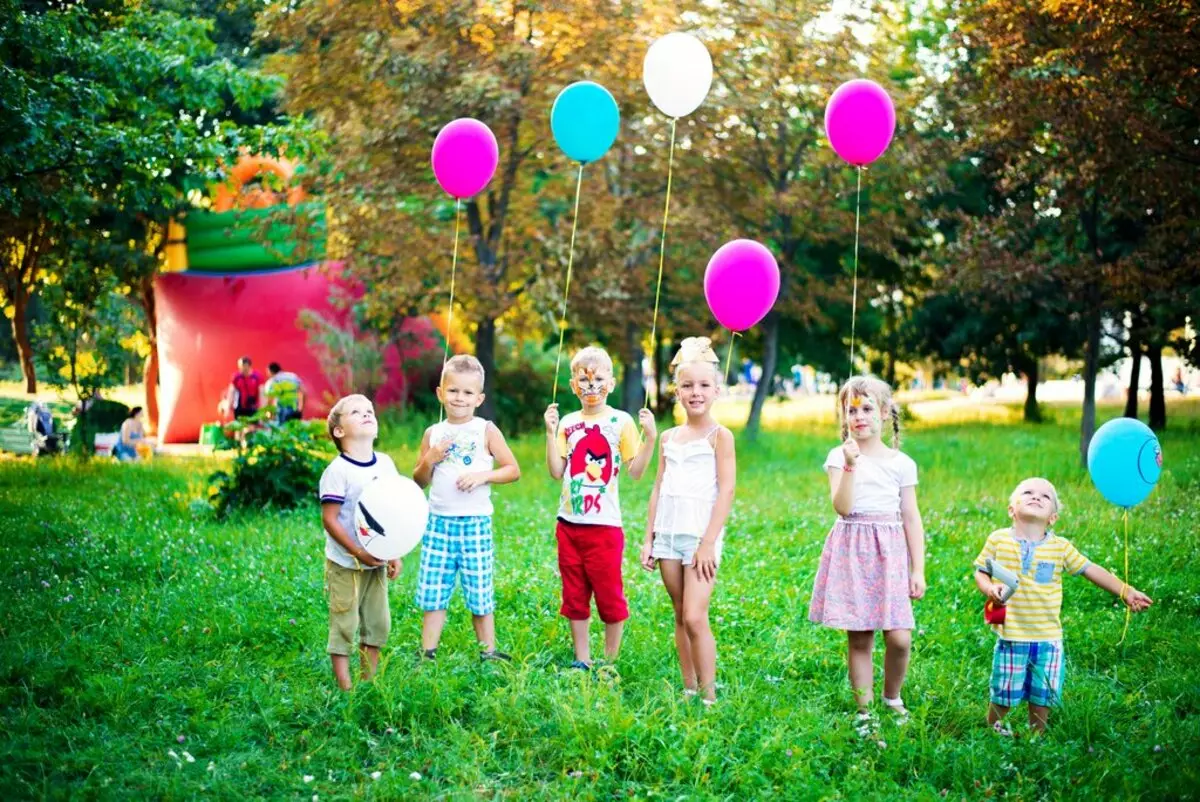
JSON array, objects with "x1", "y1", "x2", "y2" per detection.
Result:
[
  {"x1": 568, "y1": 660, "x2": 593, "y2": 672},
  {"x1": 420, "y1": 648, "x2": 438, "y2": 662},
  {"x1": 480, "y1": 649, "x2": 512, "y2": 663},
  {"x1": 992, "y1": 720, "x2": 1014, "y2": 737}
]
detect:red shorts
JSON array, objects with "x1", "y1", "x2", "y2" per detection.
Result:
[{"x1": 555, "y1": 519, "x2": 629, "y2": 624}]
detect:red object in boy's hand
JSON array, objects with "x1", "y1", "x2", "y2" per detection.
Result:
[{"x1": 984, "y1": 599, "x2": 1006, "y2": 625}]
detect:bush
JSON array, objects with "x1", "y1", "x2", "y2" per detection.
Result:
[
  {"x1": 491, "y1": 338, "x2": 572, "y2": 436},
  {"x1": 207, "y1": 412, "x2": 336, "y2": 517},
  {"x1": 69, "y1": 398, "x2": 131, "y2": 455}
]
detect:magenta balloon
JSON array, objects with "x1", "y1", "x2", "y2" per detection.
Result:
[
  {"x1": 824, "y1": 79, "x2": 896, "y2": 166},
  {"x1": 431, "y1": 118, "x2": 499, "y2": 199},
  {"x1": 703, "y1": 240, "x2": 780, "y2": 332}
]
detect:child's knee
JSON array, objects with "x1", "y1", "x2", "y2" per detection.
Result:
[
  {"x1": 884, "y1": 629, "x2": 912, "y2": 652},
  {"x1": 683, "y1": 609, "x2": 709, "y2": 637}
]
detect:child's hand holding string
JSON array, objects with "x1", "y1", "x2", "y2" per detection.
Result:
[
  {"x1": 639, "y1": 540, "x2": 657, "y2": 572},
  {"x1": 1123, "y1": 585, "x2": 1153, "y2": 613},
  {"x1": 841, "y1": 438, "x2": 860, "y2": 468}
]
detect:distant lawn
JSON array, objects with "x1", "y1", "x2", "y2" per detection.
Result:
[{"x1": 1, "y1": 408, "x2": 1198, "y2": 797}]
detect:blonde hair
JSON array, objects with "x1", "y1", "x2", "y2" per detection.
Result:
[
  {"x1": 837, "y1": 375, "x2": 901, "y2": 448},
  {"x1": 570, "y1": 345, "x2": 613, "y2": 374},
  {"x1": 327, "y1": 393, "x2": 371, "y2": 450},
  {"x1": 670, "y1": 336, "x2": 722, "y2": 384},
  {"x1": 1010, "y1": 477, "x2": 1061, "y2": 513},
  {"x1": 441, "y1": 354, "x2": 485, "y2": 386}
]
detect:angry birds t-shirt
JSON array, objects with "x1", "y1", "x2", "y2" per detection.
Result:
[{"x1": 556, "y1": 408, "x2": 639, "y2": 527}]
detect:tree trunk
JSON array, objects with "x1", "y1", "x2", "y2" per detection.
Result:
[
  {"x1": 621, "y1": 320, "x2": 644, "y2": 413},
  {"x1": 1147, "y1": 341, "x2": 1166, "y2": 431},
  {"x1": 745, "y1": 311, "x2": 780, "y2": 440},
  {"x1": 652, "y1": 327, "x2": 669, "y2": 417},
  {"x1": 11, "y1": 289, "x2": 37, "y2": 394},
  {"x1": 475, "y1": 316, "x2": 497, "y2": 422},
  {"x1": 1079, "y1": 303, "x2": 1102, "y2": 467},
  {"x1": 140, "y1": 274, "x2": 160, "y2": 433},
  {"x1": 1124, "y1": 334, "x2": 1141, "y2": 418},
  {"x1": 1023, "y1": 360, "x2": 1041, "y2": 423}
]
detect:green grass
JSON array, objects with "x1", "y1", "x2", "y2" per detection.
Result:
[{"x1": 2, "y1": 408, "x2": 1199, "y2": 800}]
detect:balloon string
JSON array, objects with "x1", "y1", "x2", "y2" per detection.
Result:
[
  {"x1": 722, "y1": 331, "x2": 741, "y2": 388},
  {"x1": 438, "y1": 198, "x2": 462, "y2": 424},
  {"x1": 552, "y1": 163, "x2": 585, "y2": 404},
  {"x1": 848, "y1": 166, "x2": 862, "y2": 374},
  {"x1": 644, "y1": 117, "x2": 678, "y2": 411},
  {"x1": 1117, "y1": 508, "x2": 1131, "y2": 646}
]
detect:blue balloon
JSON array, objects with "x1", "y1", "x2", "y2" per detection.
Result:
[
  {"x1": 551, "y1": 81, "x2": 619, "y2": 164},
  {"x1": 1087, "y1": 417, "x2": 1163, "y2": 508}
]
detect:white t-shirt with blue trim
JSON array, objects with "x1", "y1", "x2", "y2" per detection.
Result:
[{"x1": 318, "y1": 451, "x2": 400, "y2": 569}]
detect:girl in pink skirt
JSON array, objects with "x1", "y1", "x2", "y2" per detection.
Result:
[{"x1": 809, "y1": 376, "x2": 927, "y2": 736}]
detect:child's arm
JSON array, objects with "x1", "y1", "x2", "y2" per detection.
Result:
[
  {"x1": 829, "y1": 439, "x2": 859, "y2": 516},
  {"x1": 457, "y1": 422, "x2": 521, "y2": 491},
  {"x1": 975, "y1": 569, "x2": 1007, "y2": 601},
  {"x1": 899, "y1": 485, "x2": 926, "y2": 599},
  {"x1": 545, "y1": 403, "x2": 565, "y2": 480},
  {"x1": 321, "y1": 502, "x2": 383, "y2": 567},
  {"x1": 1081, "y1": 564, "x2": 1153, "y2": 611},
  {"x1": 640, "y1": 429, "x2": 670, "y2": 571},
  {"x1": 627, "y1": 408, "x2": 658, "y2": 480},
  {"x1": 693, "y1": 427, "x2": 737, "y2": 582},
  {"x1": 413, "y1": 426, "x2": 449, "y2": 489}
]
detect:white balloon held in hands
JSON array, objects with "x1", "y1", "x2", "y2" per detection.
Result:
[{"x1": 354, "y1": 474, "x2": 428, "y2": 561}]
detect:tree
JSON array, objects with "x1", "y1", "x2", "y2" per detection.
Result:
[
  {"x1": 957, "y1": 0, "x2": 1200, "y2": 460},
  {"x1": 264, "y1": 0, "x2": 655, "y2": 422}
]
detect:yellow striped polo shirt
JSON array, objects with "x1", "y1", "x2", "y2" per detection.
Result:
[{"x1": 973, "y1": 528, "x2": 1090, "y2": 642}]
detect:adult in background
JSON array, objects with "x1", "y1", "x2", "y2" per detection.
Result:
[
  {"x1": 113, "y1": 407, "x2": 146, "y2": 461},
  {"x1": 265, "y1": 362, "x2": 306, "y2": 423},
  {"x1": 221, "y1": 356, "x2": 263, "y2": 420}
]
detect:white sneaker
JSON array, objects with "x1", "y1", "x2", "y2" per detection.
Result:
[{"x1": 883, "y1": 696, "x2": 910, "y2": 725}]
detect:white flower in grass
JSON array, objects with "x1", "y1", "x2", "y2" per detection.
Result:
[
  {"x1": 371, "y1": 771, "x2": 382, "y2": 780},
  {"x1": 303, "y1": 775, "x2": 314, "y2": 783},
  {"x1": 410, "y1": 772, "x2": 422, "y2": 781},
  {"x1": 168, "y1": 750, "x2": 179, "y2": 760},
  {"x1": 183, "y1": 751, "x2": 195, "y2": 763}
]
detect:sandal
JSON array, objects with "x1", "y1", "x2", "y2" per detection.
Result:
[{"x1": 882, "y1": 696, "x2": 910, "y2": 724}]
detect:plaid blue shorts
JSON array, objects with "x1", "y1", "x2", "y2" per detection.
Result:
[
  {"x1": 416, "y1": 514, "x2": 495, "y2": 616},
  {"x1": 991, "y1": 639, "x2": 1065, "y2": 708}
]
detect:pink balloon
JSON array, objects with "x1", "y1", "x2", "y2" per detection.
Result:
[
  {"x1": 431, "y1": 118, "x2": 499, "y2": 199},
  {"x1": 704, "y1": 240, "x2": 780, "y2": 332},
  {"x1": 824, "y1": 79, "x2": 896, "y2": 166}
]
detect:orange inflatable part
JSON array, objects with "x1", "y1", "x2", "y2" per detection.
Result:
[{"x1": 211, "y1": 154, "x2": 308, "y2": 213}]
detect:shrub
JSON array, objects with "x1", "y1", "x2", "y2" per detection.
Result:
[{"x1": 207, "y1": 412, "x2": 336, "y2": 517}]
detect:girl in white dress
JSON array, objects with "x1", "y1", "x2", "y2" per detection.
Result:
[{"x1": 640, "y1": 337, "x2": 737, "y2": 704}]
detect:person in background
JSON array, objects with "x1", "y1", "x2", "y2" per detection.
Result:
[
  {"x1": 264, "y1": 362, "x2": 306, "y2": 423},
  {"x1": 220, "y1": 356, "x2": 263, "y2": 420},
  {"x1": 113, "y1": 407, "x2": 146, "y2": 461}
]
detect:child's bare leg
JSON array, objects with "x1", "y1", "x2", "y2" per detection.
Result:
[
  {"x1": 603, "y1": 620, "x2": 624, "y2": 661},
  {"x1": 360, "y1": 644, "x2": 380, "y2": 681},
  {"x1": 331, "y1": 654, "x2": 352, "y2": 691},
  {"x1": 882, "y1": 629, "x2": 912, "y2": 705},
  {"x1": 987, "y1": 703, "x2": 1010, "y2": 726},
  {"x1": 421, "y1": 610, "x2": 448, "y2": 652},
  {"x1": 1028, "y1": 704, "x2": 1050, "y2": 732},
  {"x1": 569, "y1": 618, "x2": 591, "y2": 663},
  {"x1": 847, "y1": 630, "x2": 875, "y2": 710},
  {"x1": 683, "y1": 565, "x2": 717, "y2": 701},
  {"x1": 472, "y1": 613, "x2": 496, "y2": 652},
  {"x1": 659, "y1": 560, "x2": 696, "y2": 688}
]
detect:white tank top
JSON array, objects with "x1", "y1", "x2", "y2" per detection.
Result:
[
  {"x1": 653, "y1": 426, "x2": 723, "y2": 538},
  {"x1": 428, "y1": 417, "x2": 494, "y2": 516}
]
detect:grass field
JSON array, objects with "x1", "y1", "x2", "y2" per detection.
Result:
[{"x1": 2, "y1": 403, "x2": 1198, "y2": 799}]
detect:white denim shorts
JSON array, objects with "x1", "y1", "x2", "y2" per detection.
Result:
[{"x1": 651, "y1": 532, "x2": 723, "y2": 567}]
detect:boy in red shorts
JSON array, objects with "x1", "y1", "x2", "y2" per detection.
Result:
[{"x1": 544, "y1": 346, "x2": 656, "y2": 670}]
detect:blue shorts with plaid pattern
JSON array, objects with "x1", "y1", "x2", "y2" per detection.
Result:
[
  {"x1": 416, "y1": 514, "x2": 495, "y2": 615},
  {"x1": 990, "y1": 638, "x2": 1065, "y2": 708}
]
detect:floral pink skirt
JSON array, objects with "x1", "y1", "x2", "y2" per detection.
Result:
[{"x1": 808, "y1": 513, "x2": 914, "y2": 631}]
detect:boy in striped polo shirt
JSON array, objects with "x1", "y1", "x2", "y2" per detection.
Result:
[{"x1": 973, "y1": 477, "x2": 1152, "y2": 733}]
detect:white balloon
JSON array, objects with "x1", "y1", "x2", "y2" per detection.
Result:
[
  {"x1": 643, "y1": 32, "x2": 713, "y2": 119},
  {"x1": 353, "y1": 473, "x2": 428, "y2": 560}
]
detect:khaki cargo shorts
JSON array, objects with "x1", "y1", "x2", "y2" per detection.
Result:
[{"x1": 325, "y1": 559, "x2": 391, "y2": 655}]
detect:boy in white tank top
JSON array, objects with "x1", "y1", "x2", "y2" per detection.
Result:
[{"x1": 413, "y1": 356, "x2": 521, "y2": 661}]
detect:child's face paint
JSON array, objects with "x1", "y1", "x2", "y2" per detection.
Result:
[
  {"x1": 845, "y1": 394, "x2": 883, "y2": 441},
  {"x1": 571, "y1": 365, "x2": 613, "y2": 408}
]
